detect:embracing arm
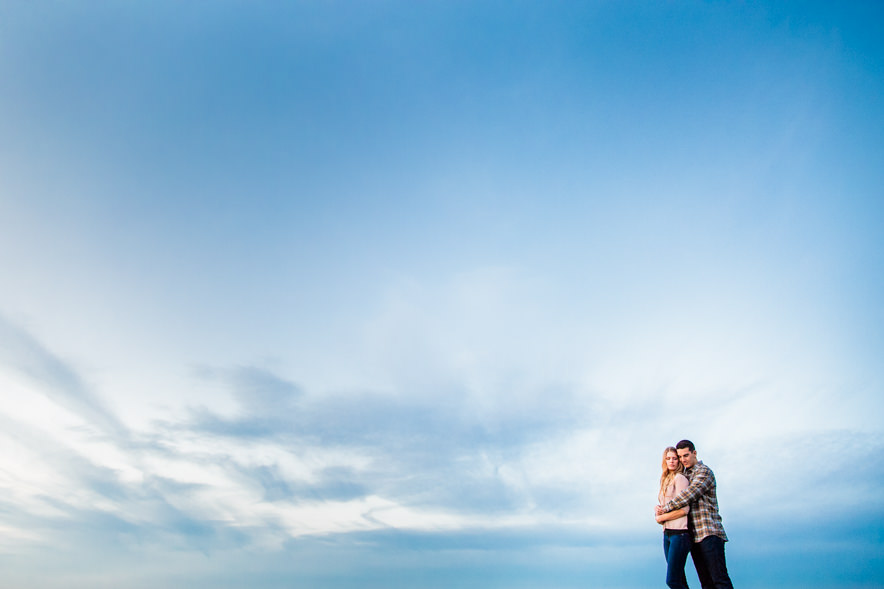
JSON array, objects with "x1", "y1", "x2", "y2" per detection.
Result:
[
  {"x1": 665, "y1": 466, "x2": 712, "y2": 512},
  {"x1": 656, "y1": 508, "x2": 688, "y2": 524}
]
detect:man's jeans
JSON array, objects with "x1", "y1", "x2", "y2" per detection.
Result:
[
  {"x1": 663, "y1": 531, "x2": 691, "y2": 589},
  {"x1": 690, "y1": 535, "x2": 734, "y2": 589}
]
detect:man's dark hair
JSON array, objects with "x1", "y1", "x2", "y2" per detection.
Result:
[{"x1": 676, "y1": 439, "x2": 695, "y2": 452}]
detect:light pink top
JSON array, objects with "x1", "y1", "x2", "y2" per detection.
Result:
[{"x1": 659, "y1": 472, "x2": 690, "y2": 530}]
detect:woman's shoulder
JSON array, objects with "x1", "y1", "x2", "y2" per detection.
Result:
[{"x1": 674, "y1": 472, "x2": 689, "y2": 484}]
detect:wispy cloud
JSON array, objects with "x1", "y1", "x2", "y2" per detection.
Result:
[
  {"x1": 0, "y1": 316, "x2": 129, "y2": 440},
  {"x1": 0, "y1": 309, "x2": 882, "y2": 586}
]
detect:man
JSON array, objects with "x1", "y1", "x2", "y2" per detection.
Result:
[{"x1": 655, "y1": 439, "x2": 734, "y2": 589}]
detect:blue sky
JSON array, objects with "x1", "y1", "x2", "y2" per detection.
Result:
[{"x1": 0, "y1": 2, "x2": 882, "y2": 588}]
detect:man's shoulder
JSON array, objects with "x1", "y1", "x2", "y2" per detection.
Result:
[
  {"x1": 689, "y1": 461, "x2": 714, "y2": 477},
  {"x1": 694, "y1": 462, "x2": 716, "y2": 479}
]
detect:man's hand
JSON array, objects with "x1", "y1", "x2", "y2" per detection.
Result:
[{"x1": 655, "y1": 504, "x2": 666, "y2": 516}]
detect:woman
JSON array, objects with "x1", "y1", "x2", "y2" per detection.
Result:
[{"x1": 656, "y1": 446, "x2": 691, "y2": 589}]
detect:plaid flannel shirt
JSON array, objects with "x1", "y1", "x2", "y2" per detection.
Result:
[{"x1": 664, "y1": 461, "x2": 728, "y2": 543}]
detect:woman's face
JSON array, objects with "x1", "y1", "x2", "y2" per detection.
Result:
[{"x1": 665, "y1": 451, "x2": 680, "y2": 472}]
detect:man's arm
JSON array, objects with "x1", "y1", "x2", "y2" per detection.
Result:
[
  {"x1": 662, "y1": 466, "x2": 713, "y2": 513},
  {"x1": 656, "y1": 507, "x2": 688, "y2": 524}
]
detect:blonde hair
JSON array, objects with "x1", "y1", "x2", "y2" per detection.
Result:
[{"x1": 659, "y1": 446, "x2": 684, "y2": 496}]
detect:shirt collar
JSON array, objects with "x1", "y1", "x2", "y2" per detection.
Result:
[{"x1": 685, "y1": 460, "x2": 703, "y2": 474}]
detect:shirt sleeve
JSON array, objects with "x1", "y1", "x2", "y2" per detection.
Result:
[
  {"x1": 674, "y1": 473, "x2": 690, "y2": 514},
  {"x1": 666, "y1": 466, "x2": 712, "y2": 512}
]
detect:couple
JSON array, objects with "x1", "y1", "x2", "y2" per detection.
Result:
[{"x1": 655, "y1": 439, "x2": 734, "y2": 589}]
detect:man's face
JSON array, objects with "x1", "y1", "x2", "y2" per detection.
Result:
[{"x1": 677, "y1": 447, "x2": 697, "y2": 469}]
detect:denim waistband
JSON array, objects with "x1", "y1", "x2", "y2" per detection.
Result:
[{"x1": 664, "y1": 528, "x2": 690, "y2": 536}]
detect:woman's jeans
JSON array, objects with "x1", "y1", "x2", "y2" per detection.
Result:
[{"x1": 663, "y1": 530, "x2": 692, "y2": 589}]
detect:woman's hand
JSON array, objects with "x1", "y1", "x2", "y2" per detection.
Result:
[{"x1": 656, "y1": 507, "x2": 687, "y2": 524}]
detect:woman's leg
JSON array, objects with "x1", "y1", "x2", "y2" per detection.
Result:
[{"x1": 665, "y1": 533, "x2": 691, "y2": 589}]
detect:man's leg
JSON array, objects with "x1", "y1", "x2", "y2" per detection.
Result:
[
  {"x1": 690, "y1": 540, "x2": 715, "y2": 589},
  {"x1": 696, "y1": 535, "x2": 734, "y2": 589}
]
